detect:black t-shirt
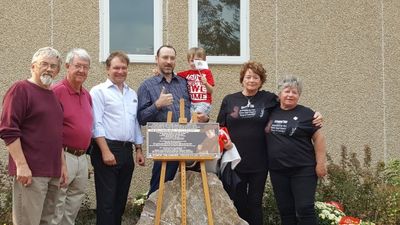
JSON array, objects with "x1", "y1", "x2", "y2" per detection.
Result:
[
  {"x1": 265, "y1": 105, "x2": 319, "y2": 170},
  {"x1": 217, "y1": 90, "x2": 278, "y2": 172}
]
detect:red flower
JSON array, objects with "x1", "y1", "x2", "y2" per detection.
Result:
[
  {"x1": 325, "y1": 201, "x2": 344, "y2": 212},
  {"x1": 339, "y1": 216, "x2": 361, "y2": 225}
]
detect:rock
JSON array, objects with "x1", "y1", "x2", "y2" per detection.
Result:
[{"x1": 137, "y1": 171, "x2": 248, "y2": 225}]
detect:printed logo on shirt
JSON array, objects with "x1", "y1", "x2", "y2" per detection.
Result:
[
  {"x1": 270, "y1": 119, "x2": 288, "y2": 134},
  {"x1": 187, "y1": 74, "x2": 207, "y2": 101},
  {"x1": 239, "y1": 101, "x2": 256, "y2": 118},
  {"x1": 270, "y1": 118, "x2": 299, "y2": 136}
]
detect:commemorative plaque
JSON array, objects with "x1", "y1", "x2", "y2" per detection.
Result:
[{"x1": 146, "y1": 122, "x2": 220, "y2": 158}]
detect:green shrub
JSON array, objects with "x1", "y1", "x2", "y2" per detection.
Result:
[
  {"x1": 384, "y1": 160, "x2": 400, "y2": 186},
  {"x1": 122, "y1": 194, "x2": 145, "y2": 224},
  {"x1": 0, "y1": 160, "x2": 12, "y2": 224},
  {"x1": 316, "y1": 145, "x2": 400, "y2": 225}
]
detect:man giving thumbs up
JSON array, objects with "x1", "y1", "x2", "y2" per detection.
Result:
[{"x1": 137, "y1": 45, "x2": 210, "y2": 196}]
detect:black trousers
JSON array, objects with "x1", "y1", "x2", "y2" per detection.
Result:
[
  {"x1": 91, "y1": 140, "x2": 134, "y2": 225},
  {"x1": 234, "y1": 171, "x2": 268, "y2": 225},
  {"x1": 148, "y1": 161, "x2": 179, "y2": 197},
  {"x1": 269, "y1": 166, "x2": 317, "y2": 225}
]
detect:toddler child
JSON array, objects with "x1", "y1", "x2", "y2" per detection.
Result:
[{"x1": 177, "y1": 47, "x2": 215, "y2": 115}]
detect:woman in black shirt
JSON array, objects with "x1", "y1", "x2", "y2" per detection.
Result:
[
  {"x1": 217, "y1": 62, "x2": 323, "y2": 225},
  {"x1": 265, "y1": 75, "x2": 327, "y2": 225}
]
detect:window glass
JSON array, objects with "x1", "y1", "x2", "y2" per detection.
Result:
[
  {"x1": 189, "y1": 0, "x2": 249, "y2": 64},
  {"x1": 198, "y1": 0, "x2": 240, "y2": 56},
  {"x1": 110, "y1": 0, "x2": 154, "y2": 54},
  {"x1": 100, "y1": 0, "x2": 162, "y2": 63}
]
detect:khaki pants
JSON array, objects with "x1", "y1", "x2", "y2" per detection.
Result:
[
  {"x1": 52, "y1": 152, "x2": 88, "y2": 225},
  {"x1": 13, "y1": 176, "x2": 60, "y2": 225}
]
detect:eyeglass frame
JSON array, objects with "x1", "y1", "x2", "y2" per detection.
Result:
[
  {"x1": 36, "y1": 61, "x2": 60, "y2": 70},
  {"x1": 71, "y1": 64, "x2": 90, "y2": 71}
]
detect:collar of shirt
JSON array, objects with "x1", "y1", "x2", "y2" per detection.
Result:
[
  {"x1": 91, "y1": 79, "x2": 142, "y2": 143},
  {"x1": 62, "y1": 78, "x2": 86, "y2": 96},
  {"x1": 155, "y1": 73, "x2": 179, "y2": 84},
  {"x1": 104, "y1": 78, "x2": 129, "y2": 91}
]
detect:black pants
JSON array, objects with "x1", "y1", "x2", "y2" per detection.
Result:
[
  {"x1": 234, "y1": 171, "x2": 268, "y2": 225},
  {"x1": 269, "y1": 166, "x2": 317, "y2": 225},
  {"x1": 91, "y1": 140, "x2": 134, "y2": 225},
  {"x1": 148, "y1": 161, "x2": 179, "y2": 197}
]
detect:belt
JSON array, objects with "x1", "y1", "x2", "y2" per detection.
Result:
[
  {"x1": 105, "y1": 139, "x2": 133, "y2": 147},
  {"x1": 64, "y1": 146, "x2": 86, "y2": 156}
]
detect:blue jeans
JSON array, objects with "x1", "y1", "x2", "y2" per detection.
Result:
[
  {"x1": 269, "y1": 166, "x2": 318, "y2": 225},
  {"x1": 148, "y1": 161, "x2": 179, "y2": 197}
]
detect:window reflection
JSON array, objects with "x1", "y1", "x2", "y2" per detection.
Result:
[
  {"x1": 110, "y1": 0, "x2": 154, "y2": 55},
  {"x1": 198, "y1": 0, "x2": 240, "y2": 56}
]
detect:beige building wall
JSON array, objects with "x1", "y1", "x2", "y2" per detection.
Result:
[{"x1": 0, "y1": 0, "x2": 399, "y2": 199}]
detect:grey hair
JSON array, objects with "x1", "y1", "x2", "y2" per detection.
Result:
[
  {"x1": 277, "y1": 75, "x2": 303, "y2": 96},
  {"x1": 65, "y1": 48, "x2": 91, "y2": 65},
  {"x1": 31, "y1": 47, "x2": 62, "y2": 65}
]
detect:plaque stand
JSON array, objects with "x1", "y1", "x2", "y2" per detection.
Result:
[{"x1": 153, "y1": 98, "x2": 214, "y2": 225}]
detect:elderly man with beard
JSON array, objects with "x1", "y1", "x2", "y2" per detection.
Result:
[
  {"x1": 0, "y1": 47, "x2": 67, "y2": 225},
  {"x1": 51, "y1": 48, "x2": 93, "y2": 225}
]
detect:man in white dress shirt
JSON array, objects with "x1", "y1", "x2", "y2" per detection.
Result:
[{"x1": 90, "y1": 51, "x2": 145, "y2": 225}]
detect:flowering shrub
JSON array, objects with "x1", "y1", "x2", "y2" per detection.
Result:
[
  {"x1": 315, "y1": 201, "x2": 345, "y2": 225},
  {"x1": 317, "y1": 146, "x2": 400, "y2": 224},
  {"x1": 315, "y1": 201, "x2": 376, "y2": 225},
  {"x1": 340, "y1": 216, "x2": 375, "y2": 225},
  {"x1": 131, "y1": 193, "x2": 147, "y2": 217},
  {"x1": 133, "y1": 193, "x2": 147, "y2": 206}
]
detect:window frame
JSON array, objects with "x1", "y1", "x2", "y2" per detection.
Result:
[
  {"x1": 99, "y1": 0, "x2": 163, "y2": 63},
  {"x1": 188, "y1": 0, "x2": 249, "y2": 64}
]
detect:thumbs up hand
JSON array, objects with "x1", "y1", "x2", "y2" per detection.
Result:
[{"x1": 155, "y1": 87, "x2": 173, "y2": 109}]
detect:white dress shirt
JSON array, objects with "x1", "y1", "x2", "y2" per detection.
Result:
[{"x1": 90, "y1": 79, "x2": 143, "y2": 144}]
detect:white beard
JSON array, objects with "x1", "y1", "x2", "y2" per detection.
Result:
[{"x1": 40, "y1": 74, "x2": 54, "y2": 86}]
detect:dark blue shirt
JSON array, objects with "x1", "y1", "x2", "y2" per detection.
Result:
[{"x1": 137, "y1": 73, "x2": 191, "y2": 125}]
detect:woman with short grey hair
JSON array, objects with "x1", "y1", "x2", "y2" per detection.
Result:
[
  {"x1": 266, "y1": 75, "x2": 327, "y2": 225},
  {"x1": 277, "y1": 75, "x2": 303, "y2": 96}
]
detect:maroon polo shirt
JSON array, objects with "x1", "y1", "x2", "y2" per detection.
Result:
[{"x1": 52, "y1": 78, "x2": 93, "y2": 150}]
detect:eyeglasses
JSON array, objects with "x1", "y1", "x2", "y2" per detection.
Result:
[
  {"x1": 37, "y1": 61, "x2": 59, "y2": 70},
  {"x1": 72, "y1": 64, "x2": 90, "y2": 71}
]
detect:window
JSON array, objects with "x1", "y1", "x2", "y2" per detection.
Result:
[
  {"x1": 189, "y1": 0, "x2": 249, "y2": 64},
  {"x1": 99, "y1": 0, "x2": 162, "y2": 63}
]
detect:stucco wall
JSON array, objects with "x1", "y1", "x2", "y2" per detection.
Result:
[{"x1": 0, "y1": 0, "x2": 399, "y2": 201}]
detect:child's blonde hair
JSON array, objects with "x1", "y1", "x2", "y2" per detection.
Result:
[{"x1": 187, "y1": 47, "x2": 206, "y2": 62}]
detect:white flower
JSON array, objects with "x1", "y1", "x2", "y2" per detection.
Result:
[{"x1": 322, "y1": 209, "x2": 330, "y2": 215}]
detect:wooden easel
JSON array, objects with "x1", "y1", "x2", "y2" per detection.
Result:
[{"x1": 153, "y1": 99, "x2": 215, "y2": 225}]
